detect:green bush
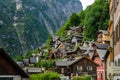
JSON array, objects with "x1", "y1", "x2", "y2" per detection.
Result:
[
  {"x1": 30, "y1": 72, "x2": 60, "y2": 80},
  {"x1": 72, "y1": 75, "x2": 91, "y2": 80}
]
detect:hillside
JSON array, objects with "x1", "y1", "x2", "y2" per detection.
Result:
[
  {"x1": 56, "y1": 0, "x2": 109, "y2": 41},
  {"x1": 0, "y1": 0, "x2": 82, "y2": 57}
]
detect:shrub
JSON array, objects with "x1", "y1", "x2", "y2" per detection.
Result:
[
  {"x1": 30, "y1": 72, "x2": 60, "y2": 80},
  {"x1": 72, "y1": 75, "x2": 91, "y2": 80}
]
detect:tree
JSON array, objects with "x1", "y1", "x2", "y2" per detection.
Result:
[
  {"x1": 69, "y1": 13, "x2": 80, "y2": 26},
  {"x1": 83, "y1": 0, "x2": 109, "y2": 40}
]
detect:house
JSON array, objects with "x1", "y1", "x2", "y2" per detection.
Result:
[
  {"x1": 29, "y1": 57, "x2": 38, "y2": 64},
  {"x1": 23, "y1": 59, "x2": 29, "y2": 67},
  {"x1": 97, "y1": 30, "x2": 110, "y2": 44},
  {"x1": 55, "y1": 57, "x2": 98, "y2": 80},
  {"x1": 110, "y1": 0, "x2": 120, "y2": 80},
  {"x1": 0, "y1": 48, "x2": 29, "y2": 80},
  {"x1": 54, "y1": 40, "x2": 61, "y2": 49},
  {"x1": 71, "y1": 35, "x2": 83, "y2": 46},
  {"x1": 92, "y1": 48, "x2": 109, "y2": 80}
]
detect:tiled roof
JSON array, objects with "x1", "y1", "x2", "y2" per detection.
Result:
[
  {"x1": 55, "y1": 57, "x2": 83, "y2": 66},
  {"x1": 95, "y1": 43, "x2": 109, "y2": 49},
  {"x1": 55, "y1": 57, "x2": 99, "y2": 66},
  {"x1": 79, "y1": 46, "x2": 89, "y2": 50},
  {"x1": 55, "y1": 60, "x2": 75, "y2": 66},
  {"x1": 96, "y1": 49, "x2": 108, "y2": 60},
  {"x1": 28, "y1": 68, "x2": 42, "y2": 73},
  {"x1": 79, "y1": 46, "x2": 95, "y2": 51}
]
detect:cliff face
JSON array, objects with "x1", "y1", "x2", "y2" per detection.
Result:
[{"x1": 0, "y1": 0, "x2": 82, "y2": 56}]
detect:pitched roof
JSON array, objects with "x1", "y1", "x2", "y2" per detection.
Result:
[
  {"x1": 27, "y1": 68, "x2": 42, "y2": 73},
  {"x1": 79, "y1": 46, "x2": 95, "y2": 51},
  {"x1": 0, "y1": 48, "x2": 29, "y2": 78},
  {"x1": 96, "y1": 49, "x2": 108, "y2": 60},
  {"x1": 95, "y1": 43, "x2": 109, "y2": 49},
  {"x1": 55, "y1": 60, "x2": 75, "y2": 66},
  {"x1": 79, "y1": 46, "x2": 88, "y2": 50},
  {"x1": 55, "y1": 57, "x2": 99, "y2": 66},
  {"x1": 98, "y1": 30, "x2": 109, "y2": 35}
]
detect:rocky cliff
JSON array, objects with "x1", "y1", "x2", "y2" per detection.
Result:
[{"x1": 0, "y1": 0, "x2": 82, "y2": 57}]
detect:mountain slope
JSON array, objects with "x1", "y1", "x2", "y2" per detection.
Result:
[{"x1": 0, "y1": 0, "x2": 82, "y2": 57}]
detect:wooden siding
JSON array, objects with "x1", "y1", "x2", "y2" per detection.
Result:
[{"x1": 0, "y1": 55, "x2": 17, "y2": 75}]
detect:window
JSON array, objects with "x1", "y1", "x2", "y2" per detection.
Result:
[
  {"x1": 118, "y1": 59, "x2": 120, "y2": 66},
  {"x1": 87, "y1": 66, "x2": 93, "y2": 71},
  {"x1": 77, "y1": 66, "x2": 82, "y2": 71},
  {"x1": 115, "y1": 60, "x2": 117, "y2": 66}
]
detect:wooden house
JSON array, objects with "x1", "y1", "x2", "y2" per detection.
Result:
[
  {"x1": 0, "y1": 48, "x2": 29, "y2": 80},
  {"x1": 55, "y1": 57, "x2": 98, "y2": 80},
  {"x1": 97, "y1": 30, "x2": 110, "y2": 44},
  {"x1": 71, "y1": 35, "x2": 83, "y2": 46}
]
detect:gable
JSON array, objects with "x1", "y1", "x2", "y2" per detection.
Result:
[
  {"x1": 0, "y1": 48, "x2": 28, "y2": 78},
  {"x1": 0, "y1": 55, "x2": 17, "y2": 75},
  {"x1": 96, "y1": 49, "x2": 107, "y2": 60}
]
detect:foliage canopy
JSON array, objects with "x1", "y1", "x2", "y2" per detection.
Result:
[{"x1": 56, "y1": 0, "x2": 109, "y2": 41}]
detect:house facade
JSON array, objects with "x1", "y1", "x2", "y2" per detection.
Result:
[
  {"x1": 55, "y1": 57, "x2": 98, "y2": 80},
  {"x1": 109, "y1": 0, "x2": 120, "y2": 79},
  {"x1": 93, "y1": 49, "x2": 108, "y2": 80}
]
